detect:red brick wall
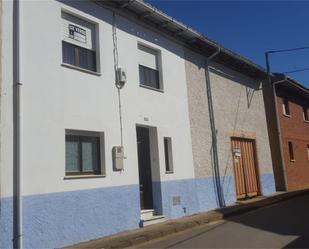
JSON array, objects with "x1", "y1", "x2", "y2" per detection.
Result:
[{"x1": 277, "y1": 88, "x2": 309, "y2": 191}]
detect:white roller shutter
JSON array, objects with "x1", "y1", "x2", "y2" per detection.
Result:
[{"x1": 138, "y1": 44, "x2": 158, "y2": 70}]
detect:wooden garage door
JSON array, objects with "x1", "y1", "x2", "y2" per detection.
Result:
[{"x1": 231, "y1": 138, "x2": 259, "y2": 199}]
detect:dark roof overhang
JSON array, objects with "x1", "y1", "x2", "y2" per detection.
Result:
[{"x1": 273, "y1": 73, "x2": 309, "y2": 99}]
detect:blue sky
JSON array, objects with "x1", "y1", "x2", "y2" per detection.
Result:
[{"x1": 147, "y1": 1, "x2": 309, "y2": 88}]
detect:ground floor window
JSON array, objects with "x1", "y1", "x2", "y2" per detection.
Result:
[{"x1": 65, "y1": 131, "x2": 101, "y2": 175}]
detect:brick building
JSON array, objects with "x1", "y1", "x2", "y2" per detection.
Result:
[{"x1": 264, "y1": 75, "x2": 309, "y2": 191}]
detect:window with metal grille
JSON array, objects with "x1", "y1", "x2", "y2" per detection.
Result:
[
  {"x1": 288, "y1": 141, "x2": 295, "y2": 162},
  {"x1": 65, "y1": 133, "x2": 101, "y2": 175},
  {"x1": 138, "y1": 44, "x2": 161, "y2": 90}
]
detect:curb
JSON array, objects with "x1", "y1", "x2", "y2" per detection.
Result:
[{"x1": 65, "y1": 189, "x2": 309, "y2": 249}]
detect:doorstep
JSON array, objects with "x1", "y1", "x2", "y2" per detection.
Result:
[
  {"x1": 140, "y1": 209, "x2": 166, "y2": 227},
  {"x1": 65, "y1": 189, "x2": 309, "y2": 249}
]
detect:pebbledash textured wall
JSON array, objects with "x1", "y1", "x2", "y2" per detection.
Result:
[{"x1": 184, "y1": 48, "x2": 276, "y2": 209}]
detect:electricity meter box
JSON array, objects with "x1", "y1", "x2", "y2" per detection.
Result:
[
  {"x1": 116, "y1": 68, "x2": 127, "y2": 88},
  {"x1": 112, "y1": 146, "x2": 124, "y2": 171}
]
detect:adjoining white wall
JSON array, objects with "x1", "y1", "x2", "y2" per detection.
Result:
[
  {"x1": 0, "y1": 0, "x2": 14, "y2": 198},
  {"x1": 7, "y1": 0, "x2": 195, "y2": 197}
]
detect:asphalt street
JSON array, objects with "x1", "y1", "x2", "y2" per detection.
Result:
[{"x1": 134, "y1": 194, "x2": 309, "y2": 248}]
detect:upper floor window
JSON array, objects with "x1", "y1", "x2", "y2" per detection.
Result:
[
  {"x1": 282, "y1": 97, "x2": 290, "y2": 116},
  {"x1": 62, "y1": 12, "x2": 97, "y2": 72},
  {"x1": 303, "y1": 106, "x2": 309, "y2": 122},
  {"x1": 288, "y1": 141, "x2": 295, "y2": 162},
  {"x1": 138, "y1": 44, "x2": 162, "y2": 90}
]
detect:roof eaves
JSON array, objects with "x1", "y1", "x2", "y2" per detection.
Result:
[{"x1": 135, "y1": 0, "x2": 266, "y2": 73}]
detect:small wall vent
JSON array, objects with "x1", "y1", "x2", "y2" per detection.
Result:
[{"x1": 172, "y1": 196, "x2": 181, "y2": 206}]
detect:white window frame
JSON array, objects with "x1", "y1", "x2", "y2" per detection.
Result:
[
  {"x1": 137, "y1": 42, "x2": 163, "y2": 91},
  {"x1": 61, "y1": 10, "x2": 101, "y2": 75},
  {"x1": 303, "y1": 106, "x2": 309, "y2": 122},
  {"x1": 282, "y1": 97, "x2": 290, "y2": 116},
  {"x1": 64, "y1": 129, "x2": 106, "y2": 179}
]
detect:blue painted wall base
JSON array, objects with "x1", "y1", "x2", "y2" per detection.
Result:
[
  {"x1": 261, "y1": 173, "x2": 276, "y2": 196},
  {"x1": 0, "y1": 174, "x2": 275, "y2": 248},
  {"x1": 0, "y1": 185, "x2": 140, "y2": 249},
  {"x1": 153, "y1": 179, "x2": 199, "y2": 219},
  {"x1": 0, "y1": 197, "x2": 14, "y2": 249}
]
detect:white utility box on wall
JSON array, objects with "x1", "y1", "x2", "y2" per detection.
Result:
[{"x1": 112, "y1": 146, "x2": 124, "y2": 171}]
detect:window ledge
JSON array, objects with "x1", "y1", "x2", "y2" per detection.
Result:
[
  {"x1": 139, "y1": 84, "x2": 164, "y2": 93},
  {"x1": 283, "y1": 114, "x2": 291, "y2": 118},
  {"x1": 61, "y1": 63, "x2": 101, "y2": 76},
  {"x1": 64, "y1": 174, "x2": 106, "y2": 180},
  {"x1": 165, "y1": 171, "x2": 174, "y2": 174},
  {"x1": 290, "y1": 159, "x2": 296, "y2": 163},
  {"x1": 304, "y1": 120, "x2": 309, "y2": 123}
]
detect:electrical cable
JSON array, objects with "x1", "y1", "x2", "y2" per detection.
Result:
[
  {"x1": 112, "y1": 11, "x2": 124, "y2": 148},
  {"x1": 283, "y1": 67, "x2": 309, "y2": 74},
  {"x1": 267, "y1": 45, "x2": 309, "y2": 54}
]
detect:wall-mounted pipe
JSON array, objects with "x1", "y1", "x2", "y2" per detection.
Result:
[
  {"x1": 271, "y1": 76, "x2": 290, "y2": 191},
  {"x1": 204, "y1": 48, "x2": 225, "y2": 208},
  {"x1": 13, "y1": 0, "x2": 23, "y2": 248},
  {"x1": 265, "y1": 52, "x2": 288, "y2": 191}
]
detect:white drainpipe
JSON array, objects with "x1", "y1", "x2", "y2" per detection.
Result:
[{"x1": 13, "y1": 0, "x2": 23, "y2": 248}]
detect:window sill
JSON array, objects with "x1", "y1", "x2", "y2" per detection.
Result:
[
  {"x1": 165, "y1": 171, "x2": 174, "y2": 174},
  {"x1": 283, "y1": 114, "x2": 291, "y2": 118},
  {"x1": 61, "y1": 63, "x2": 101, "y2": 76},
  {"x1": 64, "y1": 174, "x2": 106, "y2": 180},
  {"x1": 139, "y1": 84, "x2": 164, "y2": 93},
  {"x1": 290, "y1": 160, "x2": 296, "y2": 163},
  {"x1": 304, "y1": 120, "x2": 309, "y2": 123}
]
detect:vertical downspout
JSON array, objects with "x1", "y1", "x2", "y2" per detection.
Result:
[
  {"x1": 13, "y1": 0, "x2": 22, "y2": 248},
  {"x1": 204, "y1": 48, "x2": 225, "y2": 208},
  {"x1": 265, "y1": 53, "x2": 288, "y2": 191},
  {"x1": 272, "y1": 79, "x2": 288, "y2": 191}
]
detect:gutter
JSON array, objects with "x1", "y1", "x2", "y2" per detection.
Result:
[
  {"x1": 95, "y1": 0, "x2": 266, "y2": 78},
  {"x1": 133, "y1": 0, "x2": 266, "y2": 74},
  {"x1": 13, "y1": 0, "x2": 23, "y2": 248},
  {"x1": 204, "y1": 48, "x2": 225, "y2": 208}
]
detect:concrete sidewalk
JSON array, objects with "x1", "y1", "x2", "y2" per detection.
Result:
[{"x1": 65, "y1": 189, "x2": 309, "y2": 249}]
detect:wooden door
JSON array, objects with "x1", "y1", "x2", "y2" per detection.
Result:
[{"x1": 231, "y1": 138, "x2": 259, "y2": 199}]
